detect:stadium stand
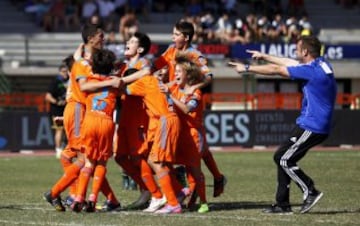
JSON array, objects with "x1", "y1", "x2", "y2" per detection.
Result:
[{"x1": 0, "y1": 0, "x2": 359, "y2": 109}]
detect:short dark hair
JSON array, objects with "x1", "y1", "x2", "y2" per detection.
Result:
[
  {"x1": 62, "y1": 54, "x2": 74, "y2": 71},
  {"x1": 81, "y1": 23, "x2": 102, "y2": 44},
  {"x1": 298, "y1": 35, "x2": 322, "y2": 58},
  {"x1": 133, "y1": 32, "x2": 151, "y2": 57},
  {"x1": 175, "y1": 21, "x2": 195, "y2": 43},
  {"x1": 92, "y1": 49, "x2": 116, "y2": 75}
]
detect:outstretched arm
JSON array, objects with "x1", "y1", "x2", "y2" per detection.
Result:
[
  {"x1": 247, "y1": 50, "x2": 299, "y2": 67},
  {"x1": 79, "y1": 77, "x2": 117, "y2": 92},
  {"x1": 121, "y1": 68, "x2": 151, "y2": 84},
  {"x1": 228, "y1": 61, "x2": 290, "y2": 78}
]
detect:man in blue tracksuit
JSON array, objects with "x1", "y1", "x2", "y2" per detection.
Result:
[{"x1": 229, "y1": 35, "x2": 337, "y2": 214}]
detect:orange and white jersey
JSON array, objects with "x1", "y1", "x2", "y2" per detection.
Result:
[{"x1": 66, "y1": 59, "x2": 92, "y2": 104}]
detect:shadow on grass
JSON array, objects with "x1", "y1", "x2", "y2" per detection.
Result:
[
  {"x1": 0, "y1": 205, "x2": 30, "y2": 210},
  {"x1": 309, "y1": 209, "x2": 360, "y2": 215},
  {"x1": 207, "y1": 201, "x2": 271, "y2": 211}
]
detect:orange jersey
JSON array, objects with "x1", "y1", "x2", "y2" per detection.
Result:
[
  {"x1": 126, "y1": 75, "x2": 174, "y2": 121},
  {"x1": 82, "y1": 75, "x2": 118, "y2": 161},
  {"x1": 170, "y1": 85, "x2": 204, "y2": 166},
  {"x1": 126, "y1": 75, "x2": 180, "y2": 162},
  {"x1": 66, "y1": 59, "x2": 92, "y2": 104},
  {"x1": 122, "y1": 57, "x2": 151, "y2": 73},
  {"x1": 116, "y1": 57, "x2": 150, "y2": 156},
  {"x1": 85, "y1": 75, "x2": 119, "y2": 119},
  {"x1": 154, "y1": 44, "x2": 211, "y2": 82},
  {"x1": 119, "y1": 56, "x2": 151, "y2": 125},
  {"x1": 170, "y1": 85, "x2": 204, "y2": 129}
]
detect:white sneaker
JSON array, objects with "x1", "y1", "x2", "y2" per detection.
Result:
[{"x1": 143, "y1": 196, "x2": 167, "y2": 213}]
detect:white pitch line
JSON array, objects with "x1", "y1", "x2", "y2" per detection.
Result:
[{"x1": 3, "y1": 205, "x2": 359, "y2": 225}]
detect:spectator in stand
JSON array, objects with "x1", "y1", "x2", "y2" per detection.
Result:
[
  {"x1": 215, "y1": 12, "x2": 233, "y2": 43},
  {"x1": 152, "y1": 0, "x2": 172, "y2": 12},
  {"x1": 228, "y1": 18, "x2": 252, "y2": 44},
  {"x1": 43, "y1": 0, "x2": 65, "y2": 32},
  {"x1": 284, "y1": 16, "x2": 301, "y2": 43},
  {"x1": 271, "y1": 13, "x2": 287, "y2": 41},
  {"x1": 45, "y1": 61, "x2": 69, "y2": 158},
  {"x1": 24, "y1": 0, "x2": 51, "y2": 26},
  {"x1": 113, "y1": 0, "x2": 127, "y2": 16},
  {"x1": 219, "y1": 0, "x2": 237, "y2": 15},
  {"x1": 127, "y1": 0, "x2": 149, "y2": 21},
  {"x1": 118, "y1": 9, "x2": 139, "y2": 42},
  {"x1": 298, "y1": 14, "x2": 313, "y2": 36},
  {"x1": 64, "y1": 0, "x2": 80, "y2": 31},
  {"x1": 89, "y1": 13, "x2": 105, "y2": 30},
  {"x1": 198, "y1": 10, "x2": 217, "y2": 43},
  {"x1": 96, "y1": 0, "x2": 115, "y2": 32},
  {"x1": 255, "y1": 15, "x2": 271, "y2": 42},
  {"x1": 81, "y1": 0, "x2": 98, "y2": 24},
  {"x1": 186, "y1": 0, "x2": 203, "y2": 17}
]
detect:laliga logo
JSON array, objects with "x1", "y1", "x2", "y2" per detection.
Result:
[{"x1": 260, "y1": 44, "x2": 297, "y2": 58}]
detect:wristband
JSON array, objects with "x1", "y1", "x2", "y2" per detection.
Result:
[{"x1": 245, "y1": 64, "x2": 250, "y2": 72}]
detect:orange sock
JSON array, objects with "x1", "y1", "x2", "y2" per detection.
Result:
[
  {"x1": 101, "y1": 176, "x2": 119, "y2": 204},
  {"x1": 60, "y1": 153, "x2": 77, "y2": 197},
  {"x1": 75, "y1": 166, "x2": 93, "y2": 202},
  {"x1": 202, "y1": 149, "x2": 222, "y2": 179},
  {"x1": 90, "y1": 165, "x2": 106, "y2": 203},
  {"x1": 140, "y1": 159, "x2": 162, "y2": 198},
  {"x1": 157, "y1": 167, "x2": 178, "y2": 206},
  {"x1": 51, "y1": 160, "x2": 83, "y2": 198}
]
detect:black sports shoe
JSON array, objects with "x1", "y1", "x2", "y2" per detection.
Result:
[
  {"x1": 71, "y1": 201, "x2": 83, "y2": 213},
  {"x1": 300, "y1": 192, "x2": 323, "y2": 214},
  {"x1": 263, "y1": 204, "x2": 293, "y2": 214},
  {"x1": 85, "y1": 201, "x2": 96, "y2": 213},
  {"x1": 213, "y1": 175, "x2": 227, "y2": 197},
  {"x1": 43, "y1": 191, "x2": 65, "y2": 212},
  {"x1": 187, "y1": 191, "x2": 198, "y2": 210}
]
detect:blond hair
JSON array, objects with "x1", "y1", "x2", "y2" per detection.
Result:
[{"x1": 175, "y1": 52, "x2": 202, "y2": 85}]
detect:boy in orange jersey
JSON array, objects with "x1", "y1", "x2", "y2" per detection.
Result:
[
  {"x1": 112, "y1": 32, "x2": 154, "y2": 210},
  {"x1": 160, "y1": 53, "x2": 209, "y2": 213},
  {"x1": 71, "y1": 49, "x2": 120, "y2": 212},
  {"x1": 154, "y1": 20, "x2": 227, "y2": 198},
  {"x1": 113, "y1": 68, "x2": 182, "y2": 214},
  {"x1": 43, "y1": 23, "x2": 120, "y2": 211}
]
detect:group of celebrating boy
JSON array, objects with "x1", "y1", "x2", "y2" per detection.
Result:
[{"x1": 43, "y1": 20, "x2": 226, "y2": 214}]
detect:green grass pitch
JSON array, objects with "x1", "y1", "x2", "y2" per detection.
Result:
[{"x1": 0, "y1": 150, "x2": 359, "y2": 226}]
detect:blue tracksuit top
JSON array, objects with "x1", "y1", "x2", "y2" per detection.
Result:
[{"x1": 287, "y1": 57, "x2": 337, "y2": 134}]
